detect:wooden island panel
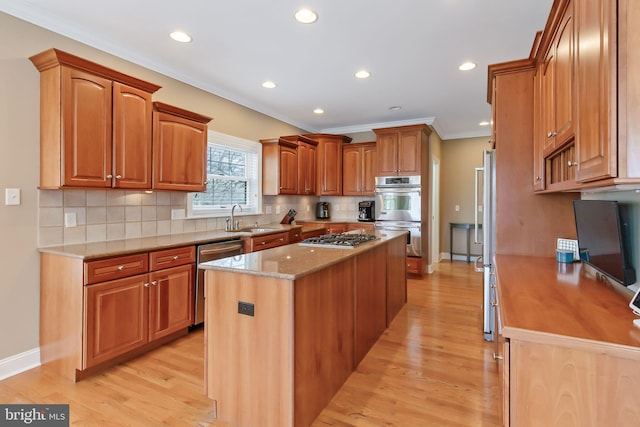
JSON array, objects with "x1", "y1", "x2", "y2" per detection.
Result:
[{"x1": 203, "y1": 231, "x2": 408, "y2": 427}]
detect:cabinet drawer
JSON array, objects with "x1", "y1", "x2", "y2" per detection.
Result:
[
  {"x1": 149, "y1": 246, "x2": 195, "y2": 271},
  {"x1": 406, "y1": 257, "x2": 422, "y2": 275},
  {"x1": 85, "y1": 253, "x2": 148, "y2": 285},
  {"x1": 289, "y1": 228, "x2": 303, "y2": 243},
  {"x1": 251, "y1": 232, "x2": 289, "y2": 252},
  {"x1": 301, "y1": 228, "x2": 326, "y2": 240}
]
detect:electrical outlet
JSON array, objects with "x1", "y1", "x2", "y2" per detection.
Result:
[
  {"x1": 171, "y1": 209, "x2": 185, "y2": 220},
  {"x1": 276, "y1": 205, "x2": 281, "y2": 214},
  {"x1": 266, "y1": 205, "x2": 272, "y2": 214},
  {"x1": 64, "y1": 212, "x2": 77, "y2": 228},
  {"x1": 455, "y1": 205, "x2": 460, "y2": 212},
  {"x1": 238, "y1": 301, "x2": 254, "y2": 317},
  {"x1": 306, "y1": 204, "x2": 310, "y2": 212},
  {"x1": 478, "y1": 205, "x2": 483, "y2": 212}
]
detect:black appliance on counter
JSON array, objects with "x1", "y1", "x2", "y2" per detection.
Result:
[
  {"x1": 358, "y1": 200, "x2": 375, "y2": 222},
  {"x1": 316, "y1": 202, "x2": 330, "y2": 219}
]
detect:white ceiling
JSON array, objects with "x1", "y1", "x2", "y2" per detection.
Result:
[{"x1": 0, "y1": 0, "x2": 553, "y2": 140}]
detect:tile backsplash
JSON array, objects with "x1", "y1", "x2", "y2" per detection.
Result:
[{"x1": 38, "y1": 189, "x2": 368, "y2": 247}]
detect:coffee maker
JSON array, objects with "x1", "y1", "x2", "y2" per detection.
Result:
[
  {"x1": 316, "y1": 202, "x2": 330, "y2": 219},
  {"x1": 358, "y1": 201, "x2": 375, "y2": 222}
]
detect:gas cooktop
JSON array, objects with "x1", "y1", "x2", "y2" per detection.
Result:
[{"x1": 299, "y1": 233, "x2": 378, "y2": 249}]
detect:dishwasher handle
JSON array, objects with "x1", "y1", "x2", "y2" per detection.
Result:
[{"x1": 198, "y1": 241, "x2": 244, "y2": 257}]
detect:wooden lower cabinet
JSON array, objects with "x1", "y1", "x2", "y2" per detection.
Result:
[
  {"x1": 40, "y1": 245, "x2": 194, "y2": 382},
  {"x1": 244, "y1": 231, "x2": 290, "y2": 252},
  {"x1": 406, "y1": 256, "x2": 423, "y2": 275},
  {"x1": 84, "y1": 274, "x2": 149, "y2": 368}
]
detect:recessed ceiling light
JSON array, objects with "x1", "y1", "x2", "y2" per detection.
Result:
[
  {"x1": 458, "y1": 62, "x2": 477, "y2": 71},
  {"x1": 389, "y1": 106, "x2": 402, "y2": 111},
  {"x1": 169, "y1": 31, "x2": 192, "y2": 43},
  {"x1": 313, "y1": 108, "x2": 324, "y2": 114},
  {"x1": 294, "y1": 8, "x2": 318, "y2": 24},
  {"x1": 479, "y1": 121, "x2": 490, "y2": 126},
  {"x1": 355, "y1": 70, "x2": 371, "y2": 79},
  {"x1": 262, "y1": 81, "x2": 277, "y2": 89}
]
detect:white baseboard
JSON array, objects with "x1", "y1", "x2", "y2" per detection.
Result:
[
  {"x1": 442, "y1": 252, "x2": 481, "y2": 263},
  {"x1": 0, "y1": 348, "x2": 40, "y2": 381}
]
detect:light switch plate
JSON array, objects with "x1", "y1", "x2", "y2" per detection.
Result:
[
  {"x1": 64, "y1": 212, "x2": 77, "y2": 228},
  {"x1": 5, "y1": 188, "x2": 20, "y2": 205}
]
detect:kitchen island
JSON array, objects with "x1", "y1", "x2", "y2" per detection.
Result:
[{"x1": 200, "y1": 230, "x2": 407, "y2": 427}]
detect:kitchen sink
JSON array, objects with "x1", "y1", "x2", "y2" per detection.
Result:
[{"x1": 229, "y1": 227, "x2": 277, "y2": 233}]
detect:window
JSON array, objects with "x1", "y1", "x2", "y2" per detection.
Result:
[{"x1": 187, "y1": 131, "x2": 261, "y2": 218}]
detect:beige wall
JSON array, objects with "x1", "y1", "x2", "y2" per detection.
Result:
[
  {"x1": 439, "y1": 136, "x2": 490, "y2": 259},
  {"x1": 0, "y1": 12, "x2": 308, "y2": 362}
]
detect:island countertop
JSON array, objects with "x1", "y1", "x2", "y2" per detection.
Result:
[{"x1": 200, "y1": 230, "x2": 407, "y2": 280}]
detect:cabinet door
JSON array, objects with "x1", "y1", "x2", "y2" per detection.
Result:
[
  {"x1": 541, "y1": 50, "x2": 556, "y2": 155},
  {"x1": 532, "y1": 66, "x2": 545, "y2": 191},
  {"x1": 113, "y1": 82, "x2": 153, "y2": 189},
  {"x1": 279, "y1": 144, "x2": 298, "y2": 194},
  {"x1": 376, "y1": 132, "x2": 398, "y2": 176},
  {"x1": 148, "y1": 264, "x2": 194, "y2": 341},
  {"x1": 554, "y1": 2, "x2": 575, "y2": 147},
  {"x1": 84, "y1": 274, "x2": 148, "y2": 368},
  {"x1": 397, "y1": 129, "x2": 422, "y2": 175},
  {"x1": 342, "y1": 145, "x2": 362, "y2": 196},
  {"x1": 575, "y1": 0, "x2": 617, "y2": 182},
  {"x1": 152, "y1": 111, "x2": 207, "y2": 191},
  {"x1": 298, "y1": 142, "x2": 316, "y2": 195},
  {"x1": 362, "y1": 144, "x2": 377, "y2": 195},
  {"x1": 318, "y1": 138, "x2": 343, "y2": 195},
  {"x1": 62, "y1": 67, "x2": 112, "y2": 188}
]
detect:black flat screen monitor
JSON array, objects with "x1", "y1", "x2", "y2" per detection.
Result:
[{"x1": 573, "y1": 200, "x2": 636, "y2": 286}]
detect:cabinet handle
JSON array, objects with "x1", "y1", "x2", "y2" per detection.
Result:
[
  {"x1": 547, "y1": 131, "x2": 557, "y2": 138},
  {"x1": 144, "y1": 282, "x2": 150, "y2": 287},
  {"x1": 106, "y1": 174, "x2": 113, "y2": 179},
  {"x1": 151, "y1": 280, "x2": 158, "y2": 286},
  {"x1": 115, "y1": 175, "x2": 122, "y2": 179},
  {"x1": 492, "y1": 353, "x2": 504, "y2": 360},
  {"x1": 567, "y1": 161, "x2": 578, "y2": 167},
  {"x1": 173, "y1": 255, "x2": 179, "y2": 260},
  {"x1": 118, "y1": 265, "x2": 124, "y2": 270}
]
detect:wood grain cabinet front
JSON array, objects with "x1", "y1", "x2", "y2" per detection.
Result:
[
  {"x1": 245, "y1": 231, "x2": 290, "y2": 252},
  {"x1": 40, "y1": 245, "x2": 195, "y2": 381},
  {"x1": 342, "y1": 142, "x2": 377, "y2": 196},
  {"x1": 29, "y1": 48, "x2": 160, "y2": 189},
  {"x1": 152, "y1": 102, "x2": 212, "y2": 192},
  {"x1": 373, "y1": 125, "x2": 431, "y2": 177},
  {"x1": 260, "y1": 137, "x2": 299, "y2": 195},
  {"x1": 303, "y1": 134, "x2": 352, "y2": 195}
]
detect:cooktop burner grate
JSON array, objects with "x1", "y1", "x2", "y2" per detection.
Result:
[{"x1": 300, "y1": 233, "x2": 378, "y2": 248}]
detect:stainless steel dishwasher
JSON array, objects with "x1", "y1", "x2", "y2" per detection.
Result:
[{"x1": 194, "y1": 239, "x2": 244, "y2": 325}]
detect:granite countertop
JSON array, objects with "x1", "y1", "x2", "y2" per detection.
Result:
[
  {"x1": 38, "y1": 224, "x2": 306, "y2": 260},
  {"x1": 199, "y1": 229, "x2": 406, "y2": 280}
]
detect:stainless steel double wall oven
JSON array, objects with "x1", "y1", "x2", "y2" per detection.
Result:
[{"x1": 374, "y1": 175, "x2": 422, "y2": 257}]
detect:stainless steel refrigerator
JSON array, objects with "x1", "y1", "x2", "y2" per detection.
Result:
[{"x1": 475, "y1": 150, "x2": 496, "y2": 341}]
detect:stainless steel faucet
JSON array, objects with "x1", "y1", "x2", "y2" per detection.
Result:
[{"x1": 231, "y1": 204, "x2": 242, "y2": 230}]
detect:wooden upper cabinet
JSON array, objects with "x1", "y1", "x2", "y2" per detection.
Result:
[
  {"x1": 152, "y1": 102, "x2": 212, "y2": 192},
  {"x1": 304, "y1": 134, "x2": 352, "y2": 195},
  {"x1": 532, "y1": 65, "x2": 545, "y2": 191},
  {"x1": 374, "y1": 125, "x2": 431, "y2": 176},
  {"x1": 575, "y1": 0, "x2": 616, "y2": 182},
  {"x1": 260, "y1": 137, "x2": 299, "y2": 195},
  {"x1": 29, "y1": 48, "x2": 160, "y2": 189},
  {"x1": 343, "y1": 142, "x2": 377, "y2": 196},
  {"x1": 296, "y1": 137, "x2": 317, "y2": 195},
  {"x1": 539, "y1": 0, "x2": 575, "y2": 158}
]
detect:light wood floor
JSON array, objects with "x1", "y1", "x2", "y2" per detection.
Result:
[{"x1": 0, "y1": 261, "x2": 501, "y2": 426}]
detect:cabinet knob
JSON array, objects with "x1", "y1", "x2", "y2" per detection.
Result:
[
  {"x1": 106, "y1": 174, "x2": 113, "y2": 179},
  {"x1": 535, "y1": 176, "x2": 541, "y2": 181},
  {"x1": 144, "y1": 282, "x2": 150, "y2": 287},
  {"x1": 492, "y1": 353, "x2": 504, "y2": 360},
  {"x1": 151, "y1": 280, "x2": 158, "y2": 286},
  {"x1": 115, "y1": 175, "x2": 122, "y2": 179},
  {"x1": 567, "y1": 161, "x2": 578, "y2": 167},
  {"x1": 173, "y1": 255, "x2": 179, "y2": 260},
  {"x1": 118, "y1": 265, "x2": 124, "y2": 270},
  {"x1": 547, "y1": 131, "x2": 557, "y2": 138},
  {"x1": 491, "y1": 301, "x2": 498, "y2": 307}
]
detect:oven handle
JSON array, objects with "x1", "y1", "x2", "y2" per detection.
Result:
[
  {"x1": 375, "y1": 225, "x2": 420, "y2": 232},
  {"x1": 474, "y1": 167, "x2": 483, "y2": 244},
  {"x1": 375, "y1": 189, "x2": 421, "y2": 195}
]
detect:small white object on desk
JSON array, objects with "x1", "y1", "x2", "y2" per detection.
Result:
[{"x1": 633, "y1": 319, "x2": 640, "y2": 329}]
